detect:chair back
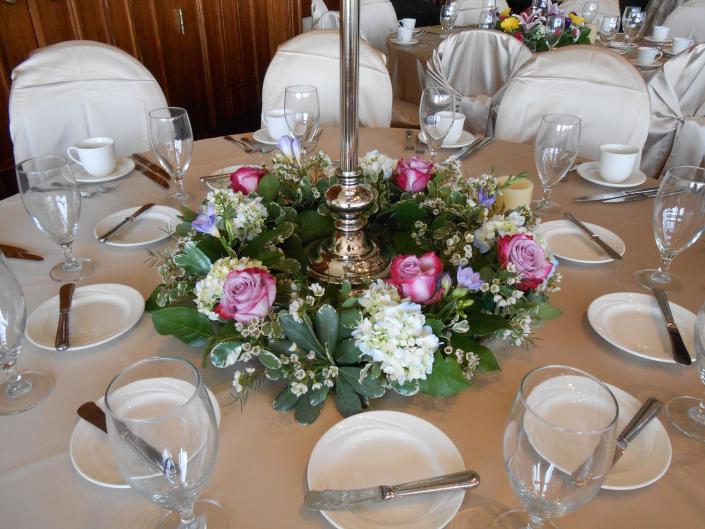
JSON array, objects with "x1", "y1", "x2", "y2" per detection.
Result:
[
  {"x1": 559, "y1": 0, "x2": 619, "y2": 16},
  {"x1": 455, "y1": 0, "x2": 509, "y2": 26},
  {"x1": 312, "y1": 0, "x2": 340, "y2": 30},
  {"x1": 360, "y1": 0, "x2": 399, "y2": 52},
  {"x1": 663, "y1": 0, "x2": 705, "y2": 43}
]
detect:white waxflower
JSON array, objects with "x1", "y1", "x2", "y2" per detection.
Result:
[
  {"x1": 309, "y1": 283, "x2": 325, "y2": 297},
  {"x1": 357, "y1": 280, "x2": 401, "y2": 315},
  {"x1": 205, "y1": 189, "x2": 268, "y2": 241},
  {"x1": 194, "y1": 256, "x2": 265, "y2": 320},
  {"x1": 291, "y1": 382, "x2": 309, "y2": 396}
]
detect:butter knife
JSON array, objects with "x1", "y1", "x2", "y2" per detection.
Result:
[
  {"x1": 55, "y1": 283, "x2": 75, "y2": 351},
  {"x1": 564, "y1": 212, "x2": 623, "y2": 260},
  {"x1": 574, "y1": 186, "x2": 659, "y2": 202},
  {"x1": 132, "y1": 161, "x2": 170, "y2": 189},
  {"x1": 445, "y1": 138, "x2": 481, "y2": 163},
  {"x1": 132, "y1": 153, "x2": 171, "y2": 180},
  {"x1": 653, "y1": 288, "x2": 692, "y2": 365},
  {"x1": 612, "y1": 397, "x2": 663, "y2": 466},
  {"x1": 305, "y1": 471, "x2": 480, "y2": 511},
  {"x1": 98, "y1": 203, "x2": 155, "y2": 243},
  {"x1": 0, "y1": 244, "x2": 43, "y2": 261}
]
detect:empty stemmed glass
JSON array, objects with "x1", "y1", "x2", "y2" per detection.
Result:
[
  {"x1": 531, "y1": 0, "x2": 549, "y2": 17},
  {"x1": 440, "y1": 2, "x2": 458, "y2": 35},
  {"x1": 634, "y1": 166, "x2": 705, "y2": 291},
  {"x1": 284, "y1": 85, "x2": 320, "y2": 161},
  {"x1": 545, "y1": 15, "x2": 564, "y2": 49},
  {"x1": 499, "y1": 365, "x2": 618, "y2": 529},
  {"x1": 621, "y1": 5, "x2": 640, "y2": 31},
  {"x1": 531, "y1": 114, "x2": 581, "y2": 214},
  {"x1": 0, "y1": 253, "x2": 53, "y2": 414},
  {"x1": 149, "y1": 107, "x2": 193, "y2": 202},
  {"x1": 419, "y1": 87, "x2": 456, "y2": 163},
  {"x1": 479, "y1": 8, "x2": 496, "y2": 29},
  {"x1": 623, "y1": 9, "x2": 645, "y2": 49},
  {"x1": 105, "y1": 356, "x2": 226, "y2": 529},
  {"x1": 581, "y1": 1, "x2": 598, "y2": 23},
  {"x1": 599, "y1": 15, "x2": 621, "y2": 46},
  {"x1": 16, "y1": 155, "x2": 95, "y2": 282}
]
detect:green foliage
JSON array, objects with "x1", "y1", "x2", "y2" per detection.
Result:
[
  {"x1": 174, "y1": 242, "x2": 211, "y2": 275},
  {"x1": 296, "y1": 210, "x2": 334, "y2": 244},
  {"x1": 152, "y1": 307, "x2": 214, "y2": 346},
  {"x1": 210, "y1": 341, "x2": 242, "y2": 368},
  {"x1": 419, "y1": 353, "x2": 471, "y2": 397},
  {"x1": 334, "y1": 378, "x2": 362, "y2": 416},
  {"x1": 257, "y1": 173, "x2": 280, "y2": 202}
]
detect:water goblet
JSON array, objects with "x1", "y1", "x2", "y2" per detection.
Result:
[
  {"x1": 149, "y1": 107, "x2": 193, "y2": 202},
  {"x1": 634, "y1": 166, "x2": 705, "y2": 291},
  {"x1": 531, "y1": 0, "x2": 549, "y2": 17},
  {"x1": 531, "y1": 114, "x2": 581, "y2": 214},
  {"x1": 105, "y1": 356, "x2": 226, "y2": 529},
  {"x1": 16, "y1": 156, "x2": 95, "y2": 282},
  {"x1": 479, "y1": 8, "x2": 496, "y2": 29},
  {"x1": 284, "y1": 84, "x2": 320, "y2": 161},
  {"x1": 499, "y1": 365, "x2": 618, "y2": 529},
  {"x1": 545, "y1": 14, "x2": 564, "y2": 49},
  {"x1": 621, "y1": 5, "x2": 640, "y2": 32},
  {"x1": 0, "y1": 253, "x2": 54, "y2": 415},
  {"x1": 623, "y1": 9, "x2": 645, "y2": 48},
  {"x1": 599, "y1": 15, "x2": 621, "y2": 46},
  {"x1": 581, "y1": 1, "x2": 598, "y2": 23},
  {"x1": 440, "y1": 2, "x2": 458, "y2": 34},
  {"x1": 419, "y1": 87, "x2": 456, "y2": 162}
]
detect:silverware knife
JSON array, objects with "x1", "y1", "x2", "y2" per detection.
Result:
[
  {"x1": 564, "y1": 212, "x2": 623, "y2": 260},
  {"x1": 0, "y1": 244, "x2": 43, "y2": 261},
  {"x1": 414, "y1": 132, "x2": 426, "y2": 154},
  {"x1": 55, "y1": 283, "x2": 75, "y2": 351},
  {"x1": 224, "y1": 135, "x2": 255, "y2": 154},
  {"x1": 200, "y1": 172, "x2": 234, "y2": 182},
  {"x1": 404, "y1": 129, "x2": 415, "y2": 151},
  {"x1": 445, "y1": 138, "x2": 481, "y2": 163},
  {"x1": 458, "y1": 137, "x2": 494, "y2": 161},
  {"x1": 132, "y1": 161, "x2": 170, "y2": 189},
  {"x1": 305, "y1": 471, "x2": 480, "y2": 511},
  {"x1": 131, "y1": 153, "x2": 171, "y2": 180},
  {"x1": 98, "y1": 203, "x2": 155, "y2": 243},
  {"x1": 575, "y1": 186, "x2": 659, "y2": 202},
  {"x1": 653, "y1": 288, "x2": 692, "y2": 365},
  {"x1": 612, "y1": 397, "x2": 664, "y2": 466},
  {"x1": 241, "y1": 136, "x2": 276, "y2": 153}
]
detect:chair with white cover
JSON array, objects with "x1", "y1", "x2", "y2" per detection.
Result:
[
  {"x1": 311, "y1": 0, "x2": 340, "y2": 30},
  {"x1": 426, "y1": 29, "x2": 532, "y2": 135},
  {"x1": 495, "y1": 46, "x2": 650, "y2": 160},
  {"x1": 261, "y1": 30, "x2": 393, "y2": 128},
  {"x1": 663, "y1": 0, "x2": 705, "y2": 43},
  {"x1": 642, "y1": 44, "x2": 705, "y2": 178},
  {"x1": 456, "y1": 0, "x2": 509, "y2": 26},
  {"x1": 360, "y1": 0, "x2": 399, "y2": 53},
  {"x1": 559, "y1": 0, "x2": 619, "y2": 16},
  {"x1": 10, "y1": 40, "x2": 167, "y2": 164}
]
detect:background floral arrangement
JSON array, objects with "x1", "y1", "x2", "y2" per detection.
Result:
[
  {"x1": 147, "y1": 139, "x2": 562, "y2": 424},
  {"x1": 497, "y1": 1, "x2": 591, "y2": 52}
]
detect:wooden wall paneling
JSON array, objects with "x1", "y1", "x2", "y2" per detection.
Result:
[
  {"x1": 104, "y1": 0, "x2": 140, "y2": 57},
  {"x1": 25, "y1": 0, "x2": 79, "y2": 45},
  {"x1": 69, "y1": 0, "x2": 113, "y2": 43}
]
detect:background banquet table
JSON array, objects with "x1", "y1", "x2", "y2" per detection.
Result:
[{"x1": 1, "y1": 127, "x2": 704, "y2": 529}]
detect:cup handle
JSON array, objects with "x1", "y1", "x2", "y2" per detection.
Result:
[
  {"x1": 66, "y1": 147, "x2": 83, "y2": 167},
  {"x1": 655, "y1": 51, "x2": 663, "y2": 61}
]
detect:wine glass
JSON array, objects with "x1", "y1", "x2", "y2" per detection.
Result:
[
  {"x1": 16, "y1": 156, "x2": 95, "y2": 282},
  {"x1": 0, "y1": 253, "x2": 53, "y2": 414},
  {"x1": 621, "y1": 5, "x2": 640, "y2": 32},
  {"x1": 599, "y1": 15, "x2": 621, "y2": 46},
  {"x1": 531, "y1": 0, "x2": 549, "y2": 17},
  {"x1": 623, "y1": 10, "x2": 646, "y2": 48},
  {"x1": 667, "y1": 300, "x2": 705, "y2": 443},
  {"x1": 105, "y1": 356, "x2": 226, "y2": 529},
  {"x1": 479, "y1": 8, "x2": 496, "y2": 29},
  {"x1": 531, "y1": 114, "x2": 581, "y2": 214},
  {"x1": 419, "y1": 87, "x2": 456, "y2": 163},
  {"x1": 545, "y1": 15, "x2": 565, "y2": 49},
  {"x1": 284, "y1": 85, "x2": 320, "y2": 161},
  {"x1": 635, "y1": 166, "x2": 705, "y2": 291},
  {"x1": 499, "y1": 365, "x2": 618, "y2": 529},
  {"x1": 149, "y1": 107, "x2": 193, "y2": 202},
  {"x1": 581, "y1": 1, "x2": 598, "y2": 23},
  {"x1": 440, "y1": 2, "x2": 458, "y2": 34}
]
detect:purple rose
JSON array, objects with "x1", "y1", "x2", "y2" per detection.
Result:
[
  {"x1": 497, "y1": 233, "x2": 553, "y2": 290},
  {"x1": 192, "y1": 205, "x2": 219, "y2": 237},
  {"x1": 214, "y1": 268, "x2": 276, "y2": 323},
  {"x1": 457, "y1": 265, "x2": 483, "y2": 291}
]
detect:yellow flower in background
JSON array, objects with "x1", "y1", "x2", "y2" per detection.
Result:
[
  {"x1": 500, "y1": 7, "x2": 511, "y2": 17},
  {"x1": 569, "y1": 13, "x2": 585, "y2": 26},
  {"x1": 500, "y1": 16, "x2": 520, "y2": 32}
]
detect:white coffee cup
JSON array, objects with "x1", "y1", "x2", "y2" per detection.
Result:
[
  {"x1": 66, "y1": 137, "x2": 117, "y2": 178},
  {"x1": 399, "y1": 18, "x2": 416, "y2": 29},
  {"x1": 263, "y1": 109, "x2": 294, "y2": 142},
  {"x1": 436, "y1": 111, "x2": 465, "y2": 144},
  {"x1": 671, "y1": 37, "x2": 692, "y2": 54},
  {"x1": 397, "y1": 27, "x2": 414, "y2": 42},
  {"x1": 651, "y1": 25, "x2": 669, "y2": 42},
  {"x1": 635, "y1": 46, "x2": 662, "y2": 66},
  {"x1": 599, "y1": 143, "x2": 640, "y2": 183}
]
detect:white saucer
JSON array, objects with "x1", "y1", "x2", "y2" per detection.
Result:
[
  {"x1": 204, "y1": 165, "x2": 261, "y2": 191},
  {"x1": 419, "y1": 130, "x2": 476, "y2": 149},
  {"x1": 94, "y1": 205, "x2": 180, "y2": 247},
  {"x1": 608, "y1": 41, "x2": 629, "y2": 50},
  {"x1": 628, "y1": 56, "x2": 666, "y2": 69},
  {"x1": 390, "y1": 37, "x2": 419, "y2": 46},
  {"x1": 643, "y1": 36, "x2": 671, "y2": 44},
  {"x1": 587, "y1": 292, "x2": 696, "y2": 364},
  {"x1": 253, "y1": 128, "x2": 279, "y2": 145},
  {"x1": 307, "y1": 411, "x2": 466, "y2": 529},
  {"x1": 577, "y1": 161, "x2": 647, "y2": 188},
  {"x1": 602, "y1": 383, "x2": 672, "y2": 490},
  {"x1": 69, "y1": 378, "x2": 221, "y2": 488},
  {"x1": 26, "y1": 283, "x2": 144, "y2": 351},
  {"x1": 72, "y1": 157, "x2": 136, "y2": 184},
  {"x1": 663, "y1": 45, "x2": 692, "y2": 57},
  {"x1": 535, "y1": 220, "x2": 625, "y2": 263}
]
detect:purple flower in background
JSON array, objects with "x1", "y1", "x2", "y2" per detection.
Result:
[
  {"x1": 277, "y1": 135, "x2": 302, "y2": 165},
  {"x1": 477, "y1": 188, "x2": 496, "y2": 208},
  {"x1": 457, "y1": 265, "x2": 484, "y2": 291},
  {"x1": 192, "y1": 205, "x2": 219, "y2": 237}
]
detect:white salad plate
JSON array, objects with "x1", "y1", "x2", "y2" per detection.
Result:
[
  {"x1": 307, "y1": 411, "x2": 466, "y2": 529},
  {"x1": 204, "y1": 165, "x2": 261, "y2": 191},
  {"x1": 253, "y1": 128, "x2": 279, "y2": 145},
  {"x1": 535, "y1": 220, "x2": 625, "y2": 263},
  {"x1": 69, "y1": 378, "x2": 221, "y2": 488},
  {"x1": 587, "y1": 292, "x2": 696, "y2": 364},
  {"x1": 26, "y1": 283, "x2": 144, "y2": 352},
  {"x1": 419, "y1": 130, "x2": 476, "y2": 149},
  {"x1": 577, "y1": 161, "x2": 647, "y2": 188},
  {"x1": 93, "y1": 205, "x2": 180, "y2": 247},
  {"x1": 72, "y1": 157, "x2": 135, "y2": 184},
  {"x1": 389, "y1": 37, "x2": 419, "y2": 46}
]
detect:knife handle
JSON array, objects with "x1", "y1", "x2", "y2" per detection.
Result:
[
  {"x1": 386, "y1": 471, "x2": 480, "y2": 499},
  {"x1": 55, "y1": 312, "x2": 69, "y2": 350},
  {"x1": 653, "y1": 288, "x2": 693, "y2": 365},
  {"x1": 619, "y1": 397, "x2": 663, "y2": 445}
]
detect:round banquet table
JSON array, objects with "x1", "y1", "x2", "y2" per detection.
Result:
[{"x1": 1, "y1": 128, "x2": 704, "y2": 529}]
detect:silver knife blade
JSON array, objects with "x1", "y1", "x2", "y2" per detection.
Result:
[
  {"x1": 653, "y1": 288, "x2": 692, "y2": 365},
  {"x1": 444, "y1": 139, "x2": 479, "y2": 163},
  {"x1": 55, "y1": 283, "x2": 75, "y2": 351},
  {"x1": 306, "y1": 486, "x2": 385, "y2": 510},
  {"x1": 574, "y1": 186, "x2": 659, "y2": 202},
  {"x1": 564, "y1": 213, "x2": 623, "y2": 260},
  {"x1": 98, "y1": 203, "x2": 155, "y2": 243},
  {"x1": 601, "y1": 193, "x2": 655, "y2": 203},
  {"x1": 612, "y1": 397, "x2": 663, "y2": 466},
  {"x1": 458, "y1": 137, "x2": 494, "y2": 161}
]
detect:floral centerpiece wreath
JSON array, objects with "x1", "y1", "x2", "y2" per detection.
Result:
[{"x1": 148, "y1": 138, "x2": 562, "y2": 424}]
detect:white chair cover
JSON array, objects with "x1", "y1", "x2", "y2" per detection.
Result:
[
  {"x1": 311, "y1": 0, "x2": 340, "y2": 30},
  {"x1": 426, "y1": 29, "x2": 532, "y2": 135},
  {"x1": 10, "y1": 40, "x2": 167, "y2": 163},
  {"x1": 642, "y1": 44, "x2": 705, "y2": 177},
  {"x1": 495, "y1": 46, "x2": 650, "y2": 160},
  {"x1": 456, "y1": 0, "x2": 509, "y2": 26},
  {"x1": 261, "y1": 30, "x2": 392, "y2": 128},
  {"x1": 644, "y1": 0, "x2": 684, "y2": 32},
  {"x1": 360, "y1": 0, "x2": 399, "y2": 53},
  {"x1": 664, "y1": 0, "x2": 705, "y2": 43},
  {"x1": 559, "y1": 0, "x2": 619, "y2": 16}
]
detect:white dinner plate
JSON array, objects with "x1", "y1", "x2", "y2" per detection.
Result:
[
  {"x1": 253, "y1": 128, "x2": 279, "y2": 145},
  {"x1": 69, "y1": 378, "x2": 221, "y2": 488},
  {"x1": 93, "y1": 205, "x2": 180, "y2": 247},
  {"x1": 389, "y1": 37, "x2": 419, "y2": 46},
  {"x1": 26, "y1": 283, "x2": 144, "y2": 352},
  {"x1": 72, "y1": 157, "x2": 136, "y2": 184},
  {"x1": 587, "y1": 292, "x2": 696, "y2": 364},
  {"x1": 642, "y1": 36, "x2": 671, "y2": 44},
  {"x1": 535, "y1": 220, "x2": 625, "y2": 263},
  {"x1": 419, "y1": 130, "x2": 476, "y2": 149},
  {"x1": 204, "y1": 165, "x2": 261, "y2": 191},
  {"x1": 307, "y1": 411, "x2": 466, "y2": 529},
  {"x1": 602, "y1": 383, "x2": 672, "y2": 490},
  {"x1": 576, "y1": 161, "x2": 647, "y2": 188}
]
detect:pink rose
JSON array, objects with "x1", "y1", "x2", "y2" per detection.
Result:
[
  {"x1": 230, "y1": 166, "x2": 267, "y2": 195},
  {"x1": 497, "y1": 234, "x2": 553, "y2": 290},
  {"x1": 215, "y1": 268, "x2": 276, "y2": 323},
  {"x1": 389, "y1": 252, "x2": 443, "y2": 304},
  {"x1": 395, "y1": 156, "x2": 434, "y2": 193}
]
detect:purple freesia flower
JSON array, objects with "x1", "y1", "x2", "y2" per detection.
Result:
[
  {"x1": 457, "y1": 265, "x2": 484, "y2": 291},
  {"x1": 192, "y1": 205, "x2": 219, "y2": 237},
  {"x1": 477, "y1": 188, "x2": 496, "y2": 208},
  {"x1": 277, "y1": 135, "x2": 301, "y2": 165}
]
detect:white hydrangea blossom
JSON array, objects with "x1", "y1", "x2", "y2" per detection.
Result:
[
  {"x1": 205, "y1": 189, "x2": 268, "y2": 241},
  {"x1": 473, "y1": 213, "x2": 528, "y2": 253},
  {"x1": 357, "y1": 280, "x2": 401, "y2": 313},
  {"x1": 194, "y1": 256, "x2": 264, "y2": 320},
  {"x1": 360, "y1": 150, "x2": 397, "y2": 180}
]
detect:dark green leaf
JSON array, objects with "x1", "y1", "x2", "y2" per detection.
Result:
[
  {"x1": 196, "y1": 236, "x2": 228, "y2": 262},
  {"x1": 467, "y1": 313, "x2": 510, "y2": 336},
  {"x1": 144, "y1": 285, "x2": 163, "y2": 312},
  {"x1": 257, "y1": 172, "x2": 280, "y2": 201},
  {"x1": 151, "y1": 307, "x2": 214, "y2": 346},
  {"x1": 340, "y1": 367, "x2": 386, "y2": 398},
  {"x1": 334, "y1": 378, "x2": 362, "y2": 416},
  {"x1": 296, "y1": 210, "x2": 334, "y2": 244},
  {"x1": 340, "y1": 297, "x2": 358, "y2": 309},
  {"x1": 265, "y1": 368, "x2": 283, "y2": 381},
  {"x1": 282, "y1": 235, "x2": 307, "y2": 266},
  {"x1": 334, "y1": 339, "x2": 363, "y2": 365},
  {"x1": 426, "y1": 319, "x2": 444, "y2": 335},
  {"x1": 241, "y1": 222, "x2": 296, "y2": 258},
  {"x1": 258, "y1": 250, "x2": 284, "y2": 265},
  {"x1": 279, "y1": 313, "x2": 325, "y2": 357},
  {"x1": 310, "y1": 386, "x2": 330, "y2": 406},
  {"x1": 210, "y1": 340, "x2": 242, "y2": 368},
  {"x1": 535, "y1": 302, "x2": 562, "y2": 321},
  {"x1": 341, "y1": 280, "x2": 352, "y2": 299},
  {"x1": 419, "y1": 353, "x2": 471, "y2": 397},
  {"x1": 258, "y1": 350, "x2": 282, "y2": 369},
  {"x1": 315, "y1": 305, "x2": 339, "y2": 353},
  {"x1": 392, "y1": 379, "x2": 420, "y2": 396},
  {"x1": 269, "y1": 258, "x2": 301, "y2": 275},
  {"x1": 174, "y1": 242, "x2": 211, "y2": 275},
  {"x1": 390, "y1": 200, "x2": 429, "y2": 226},
  {"x1": 273, "y1": 386, "x2": 300, "y2": 412},
  {"x1": 178, "y1": 206, "x2": 197, "y2": 222},
  {"x1": 338, "y1": 309, "x2": 362, "y2": 340},
  {"x1": 175, "y1": 221, "x2": 192, "y2": 237},
  {"x1": 451, "y1": 334, "x2": 500, "y2": 373},
  {"x1": 295, "y1": 396, "x2": 323, "y2": 424},
  {"x1": 266, "y1": 340, "x2": 294, "y2": 356}
]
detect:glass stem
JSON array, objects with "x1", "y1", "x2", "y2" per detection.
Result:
[
  {"x1": 174, "y1": 174, "x2": 185, "y2": 195},
  {"x1": 527, "y1": 515, "x2": 546, "y2": 529},
  {"x1": 178, "y1": 505, "x2": 198, "y2": 529},
  {"x1": 60, "y1": 243, "x2": 81, "y2": 271},
  {"x1": 658, "y1": 255, "x2": 674, "y2": 273},
  {"x1": 4, "y1": 365, "x2": 32, "y2": 399},
  {"x1": 543, "y1": 186, "x2": 552, "y2": 205}
]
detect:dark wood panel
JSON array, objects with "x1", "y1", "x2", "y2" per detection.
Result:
[
  {"x1": 70, "y1": 0, "x2": 112, "y2": 42},
  {"x1": 26, "y1": 0, "x2": 78, "y2": 45}
]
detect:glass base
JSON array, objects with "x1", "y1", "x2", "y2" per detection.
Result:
[
  {"x1": 0, "y1": 371, "x2": 53, "y2": 415},
  {"x1": 50, "y1": 257, "x2": 95, "y2": 282},
  {"x1": 667, "y1": 396, "x2": 705, "y2": 443},
  {"x1": 634, "y1": 268, "x2": 682, "y2": 292},
  {"x1": 167, "y1": 191, "x2": 191, "y2": 202},
  {"x1": 156, "y1": 500, "x2": 229, "y2": 529},
  {"x1": 492, "y1": 509, "x2": 559, "y2": 529},
  {"x1": 530, "y1": 199, "x2": 561, "y2": 216}
]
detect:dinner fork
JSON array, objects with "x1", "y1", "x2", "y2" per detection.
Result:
[
  {"x1": 414, "y1": 132, "x2": 426, "y2": 154},
  {"x1": 224, "y1": 135, "x2": 255, "y2": 154}
]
